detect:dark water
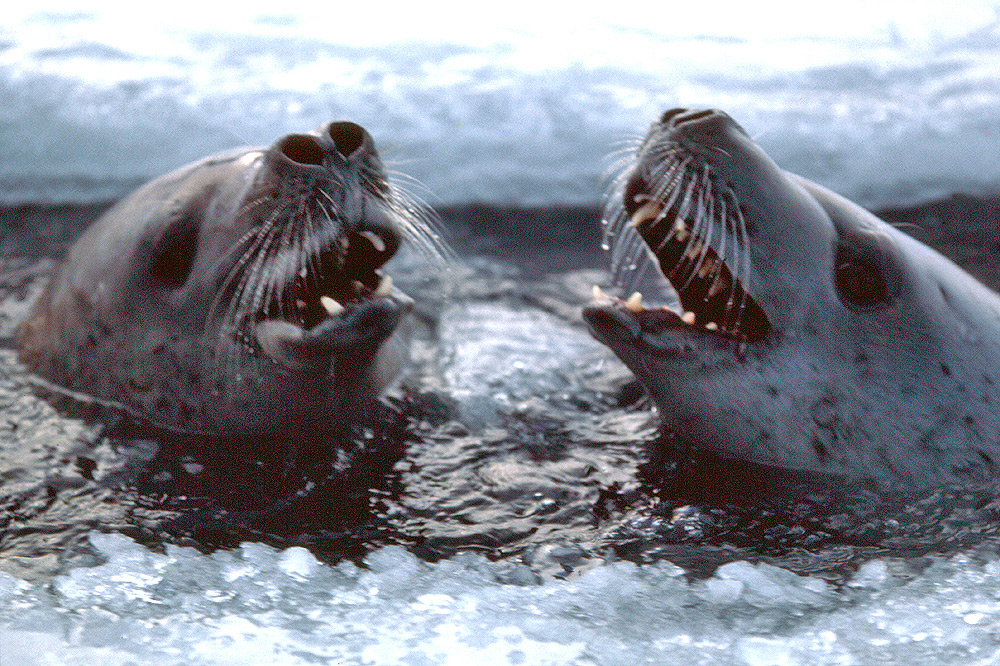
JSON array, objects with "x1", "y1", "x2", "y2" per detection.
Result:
[{"x1": 3, "y1": 196, "x2": 1000, "y2": 584}]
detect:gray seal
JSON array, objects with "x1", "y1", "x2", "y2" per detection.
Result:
[
  {"x1": 584, "y1": 108, "x2": 1000, "y2": 490},
  {"x1": 17, "y1": 121, "x2": 443, "y2": 441}
]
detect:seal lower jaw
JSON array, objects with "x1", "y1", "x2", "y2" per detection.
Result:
[
  {"x1": 582, "y1": 301, "x2": 738, "y2": 363},
  {"x1": 245, "y1": 210, "x2": 407, "y2": 368},
  {"x1": 256, "y1": 291, "x2": 412, "y2": 371}
]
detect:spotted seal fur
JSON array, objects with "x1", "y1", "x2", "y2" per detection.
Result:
[
  {"x1": 585, "y1": 108, "x2": 1000, "y2": 490},
  {"x1": 17, "y1": 121, "x2": 445, "y2": 442}
]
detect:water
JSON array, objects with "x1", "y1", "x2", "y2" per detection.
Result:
[
  {"x1": 1, "y1": 2, "x2": 999, "y2": 207},
  {"x1": 4, "y1": 3, "x2": 1000, "y2": 664}
]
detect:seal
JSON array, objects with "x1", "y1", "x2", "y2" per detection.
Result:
[
  {"x1": 584, "y1": 108, "x2": 1000, "y2": 490},
  {"x1": 17, "y1": 121, "x2": 445, "y2": 442}
]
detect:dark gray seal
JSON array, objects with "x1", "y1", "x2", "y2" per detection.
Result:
[
  {"x1": 17, "y1": 121, "x2": 444, "y2": 441},
  {"x1": 585, "y1": 108, "x2": 1000, "y2": 490}
]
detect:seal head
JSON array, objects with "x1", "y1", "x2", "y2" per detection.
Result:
[
  {"x1": 585, "y1": 108, "x2": 1000, "y2": 489},
  {"x1": 17, "y1": 121, "x2": 438, "y2": 440}
]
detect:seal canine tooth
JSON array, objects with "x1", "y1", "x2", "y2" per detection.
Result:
[
  {"x1": 592, "y1": 285, "x2": 610, "y2": 301},
  {"x1": 320, "y1": 296, "x2": 345, "y2": 317},
  {"x1": 625, "y1": 291, "x2": 644, "y2": 313},
  {"x1": 673, "y1": 220, "x2": 690, "y2": 242},
  {"x1": 707, "y1": 273, "x2": 729, "y2": 298},
  {"x1": 358, "y1": 230, "x2": 387, "y2": 253},
  {"x1": 681, "y1": 311, "x2": 696, "y2": 325},
  {"x1": 585, "y1": 106, "x2": 1000, "y2": 489},
  {"x1": 684, "y1": 239, "x2": 704, "y2": 260},
  {"x1": 629, "y1": 199, "x2": 664, "y2": 228},
  {"x1": 372, "y1": 274, "x2": 393, "y2": 298}
]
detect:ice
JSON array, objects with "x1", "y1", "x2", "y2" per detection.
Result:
[
  {"x1": 1, "y1": 3, "x2": 998, "y2": 208},
  {"x1": 3, "y1": 532, "x2": 1000, "y2": 665}
]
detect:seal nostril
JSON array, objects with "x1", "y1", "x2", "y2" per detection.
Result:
[
  {"x1": 660, "y1": 108, "x2": 688, "y2": 125},
  {"x1": 674, "y1": 109, "x2": 717, "y2": 125},
  {"x1": 278, "y1": 135, "x2": 324, "y2": 166},
  {"x1": 328, "y1": 121, "x2": 366, "y2": 157}
]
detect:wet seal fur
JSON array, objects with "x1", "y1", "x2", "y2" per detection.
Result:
[
  {"x1": 585, "y1": 108, "x2": 1000, "y2": 490},
  {"x1": 17, "y1": 121, "x2": 444, "y2": 443}
]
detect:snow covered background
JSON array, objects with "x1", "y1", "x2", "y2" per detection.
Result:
[
  {"x1": 1, "y1": 0, "x2": 999, "y2": 208},
  {"x1": 3, "y1": 2, "x2": 1000, "y2": 664}
]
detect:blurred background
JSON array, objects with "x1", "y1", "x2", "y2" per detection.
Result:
[{"x1": 2, "y1": 0, "x2": 998, "y2": 212}]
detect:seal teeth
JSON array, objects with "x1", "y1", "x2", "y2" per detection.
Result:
[
  {"x1": 629, "y1": 200, "x2": 664, "y2": 228},
  {"x1": 672, "y1": 218, "x2": 690, "y2": 242},
  {"x1": 358, "y1": 230, "x2": 387, "y2": 253},
  {"x1": 320, "y1": 295, "x2": 345, "y2": 317},
  {"x1": 681, "y1": 311, "x2": 696, "y2": 325},
  {"x1": 684, "y1": 238, "x2": 705, "y2": 260},
  {"x1": 625, "y1": 291, "x2": 644, "y2": 313},
  {"x1": 705, "y1": 321, "x2": 718, "y2": 331},
  {"x1": 707, "y1": 272, "x2": 730, "y2": 299},
  {"x1": 592, "y1": 284, "x2": 610, "y2": 301},
  {"x1": 372, "y1": 274, "x2": 393, "y2": 298}
]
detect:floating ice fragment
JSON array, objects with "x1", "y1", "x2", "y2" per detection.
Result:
[{"x1": 278, "y1": 547, "x2": 319, "y2": 580}]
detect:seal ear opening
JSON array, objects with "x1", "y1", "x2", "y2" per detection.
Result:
[{"x1": 148, "y1": 213, "x2": 200, "y2": 288}]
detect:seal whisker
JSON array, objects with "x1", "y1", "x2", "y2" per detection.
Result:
[
  {"x1": 209, "y1": 206, "x2": 283, "y2": 330},
  {"x1": 315, "y1": 188, "x2": 347, "y2": 238},
  {"x1": 706, "y1": 191, "x2": 730, "y2": 305},
  {"x1": 677, "y1": 167, "x2": 716, "y2": 294},
  {"x1": 383, "y1": 182, "x2": 454, "y2": 267},
  {"x1": 729, "y1": 191, "x2": 752, "y2": 334}
]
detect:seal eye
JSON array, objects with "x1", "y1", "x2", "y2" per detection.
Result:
[
  {"x1": 835, "y1": 246, "x2": 888, "y2": 307},
  {"x1": 149, "y1": 213, "x2": 199, "y2": 288}
]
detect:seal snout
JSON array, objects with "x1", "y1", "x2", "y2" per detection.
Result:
[
  {"x1": 656, "y1": 107, "x2": 748, "y2": 148},
  {"x1": 271, "y1": 121, "x2": 378, "y2": 174}
]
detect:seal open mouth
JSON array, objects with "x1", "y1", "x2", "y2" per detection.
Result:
[
  {"x1": 227, "y1": 122, "x2": 425, "y2": 367},
  {"x1": 598, "y1": 144, "x2": 771, "y2": 344},
  {"x1": 276, "y1": 223, "x2": 401, "y2": 331}
]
